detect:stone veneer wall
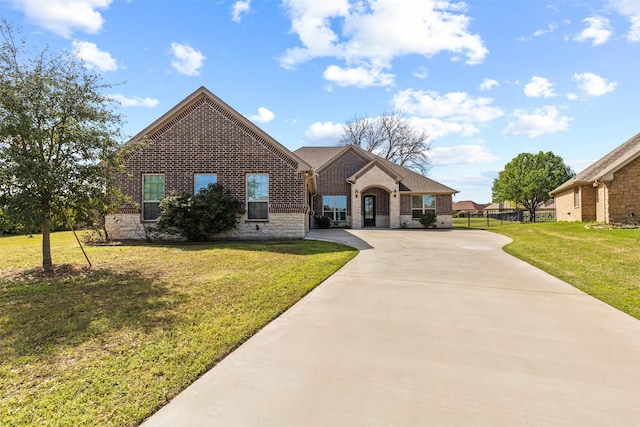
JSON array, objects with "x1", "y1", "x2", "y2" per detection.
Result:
[{"x1": 106, "y1": 212, "x2": 306, "y2": 240}]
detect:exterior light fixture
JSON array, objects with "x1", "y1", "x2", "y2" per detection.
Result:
[
  {"x1": 393, "y1": 189, "x2": 398, "y2": 197},
  {"x1": 354, "y1": 188, "x2": 359, "y2": 198}
]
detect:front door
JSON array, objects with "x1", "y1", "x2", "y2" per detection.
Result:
[{"x1": 364, "y1": 195, "x2": 376, "y2": 227}]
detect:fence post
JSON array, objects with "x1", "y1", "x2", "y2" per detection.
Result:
[{"x1": 467, "y1": 211, "x2": 471, "y2": 228}]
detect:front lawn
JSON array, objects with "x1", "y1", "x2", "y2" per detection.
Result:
[
  {"x1": 491, "y1": 222, "x2": 640, "y2": 320},
  {"x1": 0, "y1": 232, "x2": 358, "y2": 426}
]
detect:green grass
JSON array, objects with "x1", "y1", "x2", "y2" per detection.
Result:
[
  {"x1": 490, "y1": 222, "x2": 640, "y2": 320},
  {"x1": 0, "y1": 232, "x2": 358, "y2": 426}
]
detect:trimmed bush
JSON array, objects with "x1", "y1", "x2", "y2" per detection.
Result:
[
  {"x1": 154, "y1": 184, "x2": 242, "y2": 241},
  {"x1": 419, "y1": 212, "x2": 437, "y2": 229},
  {"x1": 313, "y1": 215, "x2": 332, "y2": 229}
]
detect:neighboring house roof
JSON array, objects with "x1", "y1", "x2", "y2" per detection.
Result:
[
  {"x1": 483, "y1": 202, "x2": 516, "y2": 211},
  {"x1": 127, "y1": 86, "x2": 312, "y2": 173},
  {"x1": 295, "y1": 145, "x2": 458, "y2": 194},
  {"x1": 551, "y1": 131, "x2": 640, "y2": 195},
  {"x1": 452, "y1": 200, "x2": 487, "y2": 211}
]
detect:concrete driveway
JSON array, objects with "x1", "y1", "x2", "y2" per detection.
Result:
[{"x1": 142, "y1": 229, "x2": 640, "y2": 426}]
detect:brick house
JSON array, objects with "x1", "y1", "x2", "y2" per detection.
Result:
[
  {"x1": 452, "y1": 200, "x2": 488, "y2": 216},
  {"x1": 106, "y1": 87, "x2": 457, "y2": 239},
  {"x1": 551, "y1": 132, "x2": 640, "y2": 223},
  {"x1": 295, "y1": 146, "x2": 458, "y2": 229}
]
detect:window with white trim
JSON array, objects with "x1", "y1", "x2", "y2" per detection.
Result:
[
  {"x1": 323, "y1": 195, "x2": 347, "y2": 222},
  {"x1": 412, "y1": 194, "x2": 436, "y2": 219},
  {"x1": 143, "y1": 174, "x2": 165, "y2": 220},
  {"x1": 247, "y1": 173, "x2": 269, "y2": 220},
  {"x1": 194, "y1": 173, "x2": 217, "y2": 194}
]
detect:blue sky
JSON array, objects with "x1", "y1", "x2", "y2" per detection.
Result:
[{"x1": 1, "y1": 0, "x2": 638, "y2": 203}]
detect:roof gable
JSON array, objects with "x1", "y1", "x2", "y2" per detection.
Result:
[
  {"x1": 295, "y1": 145, "x2": 458, "y2": 194},
  {"x1": 129, "y1": 86, "x2": 311, "y2": 172},
  {"x1": 552, "y1": 132, "x2": 640, "y2": 194},
  {"x1": 347, "y1": 158, "x2": 404, "y2": 183}
]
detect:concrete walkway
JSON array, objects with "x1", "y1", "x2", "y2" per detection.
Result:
[{"x1": 142, "y1": 229, "x2": 640, "y2": 426}]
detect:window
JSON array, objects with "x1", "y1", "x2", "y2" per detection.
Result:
[
  {"x1": 247, "y1": 173, "x2": 268, "y2": 220},
  {"x1": 574, "y1": 187, "x2": 580, "y2": 207},
  {"x1": 412, "y1": 194, "x2": 436, "y2": 219},
  {"x1": 143, "y1": 174, "x2": 165, "y2": 220},
  {"x1": 194, "y1": 173, "x2": 217, "y2": 194},
  {"x1": 323, "y1": 195, "x2": 347, "y2": 222}
]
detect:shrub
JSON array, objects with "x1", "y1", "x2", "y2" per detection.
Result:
[
  {"x1": 154, "y1": 184, "x2": 242, "y2": 241},
  {"x1": 313, "y1": 215, "x2": 332, "y2": 229},
  {"x1": 419, "y1": 212, "x2": 437, "y2": 229}
]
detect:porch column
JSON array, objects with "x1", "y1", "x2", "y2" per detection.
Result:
[
  {"x1": 390, "y1": 187, "x2": 400, "y2": 228},
  {"x1": 352, "y1": 186, "x2": 362, "y2": 229}
]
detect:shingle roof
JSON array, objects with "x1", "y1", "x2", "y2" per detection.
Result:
[
  {"x1": 294, "y1": 145, "x2": 458, "y2": 194},
  {"x1": 551, "y1": 132, "x2": 640, "y2": 194},
  {"x1": 453, "y1": 201, "x2": 488, "y2": 211}
]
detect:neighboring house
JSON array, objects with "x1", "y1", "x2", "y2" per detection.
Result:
[
  {"x1": 551, "y1": 132, "x2": 640, "y2": 223},
  {"x1": 294, "y1": 146, "x2": 458, "y2": 229},
  {"x1": 452, "y1": 200, "x2": 487, "y2": 216},
  {"x1": 482, "y1": 202, "x2": 516, "y2": 214},
  {"x1": 106, "y1": 87, "x2": 457, "y2": 240}
]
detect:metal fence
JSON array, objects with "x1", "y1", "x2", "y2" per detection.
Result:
[{"x1": 453, "y1": 208, "x2": 556, "y2": 229}]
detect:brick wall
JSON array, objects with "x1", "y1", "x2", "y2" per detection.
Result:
[
  {"x1": 111, "y1": 95, "x2": 307, "y2": 239},
  {"x1": 606, "y1": 157, "x2": 640, "y2": 223},
  {"x1": 555, "y1": 188, "x2": 580, "y2": 221},
  {"x1": 581, "y1": 185, "x2": 596, "y2": 222},
  {"x1": 400, "y1": 194, "x2": 452, "y2": 215},
  {"x1": 313, "y1": 150, "x2": 369, "y2": 215}
]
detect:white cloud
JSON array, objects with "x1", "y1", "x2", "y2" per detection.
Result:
[
  {"x1": 524, "y1": 76, "x2": 556, "y2": 98},
  {"x1": 249, "y1": 107, "x2": 275, "y2": 123},
  {"x1": 323, "y1": 64, "x2": 394, "y2": 88},
  {"x1": 279, "y1": 0, "x2": 487, "y2": 87},
  {"x1": 392, "y1": 89, "x2": 504, "y2": 124},
  {"x1": 501, "y1": 106, "x2": 572, "y2": 138},
  {"x1": 304, "y1": 121, "x2": 343, "y2": 145},
  {"x1": 573, "y1": 16, "x2": 612, "y2": 46},
  {"x1": 413, "y1": 66, "x2": 428, "y2": 79},
  {"x1": 573, "y1": 72, "x2": 617, "y2": 96},
  {"x1": 231, "y1": 0, "x2": 251, "y2": 23},
  {"x1": 170, "y1": 42, "x2": 206, "y2": 76},
  {"x1": 407, "y1": 117, "x2": 479, "y2": 139},
  {"x1": 518, "y1": 23, "x2": 558, "y2": 41},
  {"x1": 72, "y1": 41, "x2": 117, "y2": 72},
  {"x1": 479, "y1": 78, "x2": 498, "y2": 91},
  {"x1": 430, "y1": 145, "x2": 498, "y2": 166},
  {"x1": 10, "y1": 0, "x2": 111, "y2": 38},
  {"x1": 607, "y1": 0, "x2": 640, "y2": 41},
  {"x1": 108, "y1": 94, "x2": 159, "y2": 108}
]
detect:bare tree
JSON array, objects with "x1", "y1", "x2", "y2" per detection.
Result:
[{"x1": 340, "y1": 110, "x2": 431, "y2": 174}]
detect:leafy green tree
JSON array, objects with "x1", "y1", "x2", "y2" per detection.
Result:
[
  {"x1": 0, "y1": 20, "x2": 124, "y2": 271},
  {"x1": 154, "y1": 184, "x2": 242, "y2": 242},
  {"x1": 492, "y1": 151, "x2": 574, "y2": 221}
]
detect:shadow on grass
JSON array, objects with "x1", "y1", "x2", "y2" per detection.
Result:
[
  {"x1": 112, "y1": 238, "x2": 359, "y2": 255},
  {"x1": 0, "y1": 266, "x2": 177, "y2": 358}
]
